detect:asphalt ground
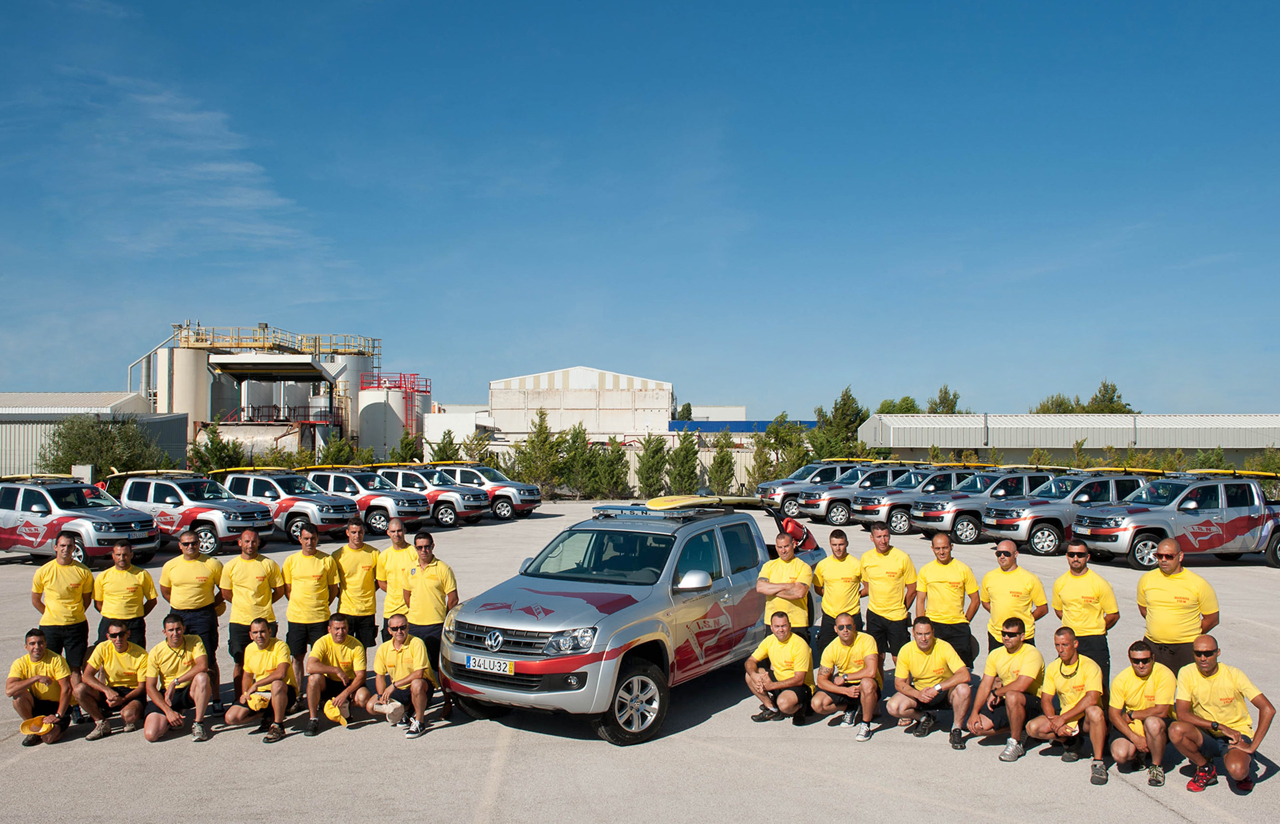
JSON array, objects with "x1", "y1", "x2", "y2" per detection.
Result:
[{"x1": 1, "y1": 501, "x2": 1276, "y2": 823}]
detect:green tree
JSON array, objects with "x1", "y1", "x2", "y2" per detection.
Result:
[
  {"x1": 188, "y1": 421, "x2": 247, "y2": 474},
  {"x1": 676, "y1": 402, "x2": 693, "y2": 421},
  {"x1": 810, "y1": 387, "x2": 869, "y2": 459},
  {"x1": 594, "y1": 438, "x2": 633, "y2": 499},
  {"x1": 927, "y1": 445, "x2": 945, "y2": 464},
  {"x1": 353, "y1": 446, "x2": 376, "y2": 466},
  {"x1": 1188, "y1": 446, "x2": 1232, "y2": 470},
  {"x1": 707, "y1": 429, "x2": 737, "y2": 494},
  {"x1": 36, "y1": 414, "x2": 174, "y2": 479},
  {"x1": 508, "y1": 409, "x2": 564, "y2": 495},
  {"x1": 877, "y1": 396, "x2": 922, "y2": 414},
  {"x1": 461, "y1": 429, "x2": 494, "y2": 463},
  {"x1": 1030, "y1": 393, "x2": 1083, "y2": 414},
  {"x1": 1245, "y1": 446, "x2": 1280, "y2": 499},
  {"x1": 316, "y1": 435, "x2": 356, "y2": 466},
  {"x1": 252, "y1": 446, "x2": 312, "y2": 468},
  {"x1": 1082, "y1": 380, "x2": 1137, "y2": 414},
  {"x1": 559, "y1": 424, "x2": 595, "y2": 499},
  {"x1": 429, "y1": 430, "x2": 462, "y2": 462},
  {"x1": 1026, "y1": 447, "x2": 1055, "y2": 467},
  {"x1": 1067, "y1": 438, "x2": 1093, "y2": 468},
  {"x1": 388, "y1": 430, "x2": 424, "y2": 463},
  {"x1": 745, "y1": 432, "x2": 774, "y2": 491},
  {"x1": 635, "y1": 433, "x2": 668, "y2": 498},
  {"x1": 926, "y1": 384, "x2": 965, "y2": 414},
  {"x1": 666, "y1": 431, "x2": 701, "y2": 495}
]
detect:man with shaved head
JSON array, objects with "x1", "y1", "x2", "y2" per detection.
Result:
[
  {"x1": 1136, "y1": 539, "x2": 1219, "y2": 673},
  {"x1": 980, "y1": 540, "x2": 1047, "y2": 652},
  {"x1": 757, "y1": 533, "x2": 813, "y2": 642}
]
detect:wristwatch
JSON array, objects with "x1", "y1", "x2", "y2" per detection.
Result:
[{"x1": 1211, "y1": 721, "x2": 1220, "y2": 732}]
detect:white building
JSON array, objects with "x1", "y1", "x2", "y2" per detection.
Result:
[{"x1": 486, "y1": 366, "x2": 673, "y2": 439}]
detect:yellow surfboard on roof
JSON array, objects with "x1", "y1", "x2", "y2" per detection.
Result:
[{"x1": 646, "y1": 495, "x2": 766, "y2": 511}]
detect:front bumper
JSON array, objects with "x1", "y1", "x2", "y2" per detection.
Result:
[
  {"x1": 1072, "y1": 525, "x2": 1134, "y2": 551},
  {"x1": 910, "y1": 509, "x2": 956, "y2": 531},
  {"x1": 388, "y1": 506, "x2": 429, "y2": 522},
  {"x1": 797, "y1": 498, "x2": 830, "y2": 517},
  {"x1": 217, "y1": 520, "x2": 277, "y2": 541},
  {"x1": 850, "y1": 503, "x2": 890, "y2": 524},
  {"x1": 440, "y1": 637, "x2": 616, "y2": 715},
  {"x1": 87, "y1": 531, "x2": 161, "y2": 556},
  {"x1": 981, "y1": 517, "x2": 1032, "y2": 542}
]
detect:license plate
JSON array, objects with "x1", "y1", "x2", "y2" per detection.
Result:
[
  {"x1": 129, "y1": 531, "x2": 150, "y2": 540},
  {"x1": 1077, "y1": 527, "x2": 1092, "y2": 535},
  {"x1": 983, "y1": 519, "x2": 996, "y2": 526},
  {"x1": 256, "y1": 521, "x2": 272, "y2": 528},
  {"x1": 465, "y1": 655, "x2": 514, "y2": 675}
]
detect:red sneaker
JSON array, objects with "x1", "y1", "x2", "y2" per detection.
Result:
[
  {"x1": 1187, "y1": 765, "x2": 1218, "y2": 792},
  {"x1": 1236, "y1": 777, "x2": 1255, "y2": 793}
]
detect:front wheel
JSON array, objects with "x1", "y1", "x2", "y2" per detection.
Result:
[
  {"x1": 590, "y1": 659, "x2": 670, "y2": 746},
  {"x1": 952, "y1": 515, "x2": 981, "y2": 545},
  {"x1": 70, "y1": 536, "x2": 88, "y2": 565},
  {"x1": 194, "y1": 525, "x2": 219, "y2": 556},
  {"x1": 492, "y1": 499, "x2": 515, "y2": 521},
  {"x1": 456, "y1": 696, "x2": 512, "y2": 720},
  {"x1": 365, "y1": 508, "x2": 390, "y2": 535},
  {"x1": 1025, "y1": 523, "x2": 1063, "y2": 556},
  {"x1": 781, "y1": 498, "x2": 801, "y2": 519},
  {"x1": 434, "y1": 504, "x2": 458, "y2": 528},
  {"x1": 286, "y1": 516, "x2": 309, "y2": 544},
  {"x1": 1127, "y1": 534, "x2": 1162, "y2": 570},
  {"x1": 888, "y1": 508, "x2": 911, "y2": 535},
  {"x1": 826, "y1": 502, "x2": 851, "y2": 526},
  {"x1": 1265, "y1": 533, "x2": 1280, "y2": 569}
]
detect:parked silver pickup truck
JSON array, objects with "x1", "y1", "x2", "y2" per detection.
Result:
[
  {"x1": 439, "y1": 503, "x2": 826, "y2": 745},
  {"x1": 796, "y1": 463, "x2": 916, "y2": 526},
  {"x1": 849, "y1": 465, "x2": 985, "y2": 535},
  {"x1": 757, "y1": 459, "x2": 867, "y2": 518},
  {"x1": 1073, "y1": 470, "x2": 1280, "y2": 569},
  {"x1": 982, "y1": 470, "x2": 1149, "y2": 556},
  {"x1": 909, "y1": 469, "x2": 1057, "y2": 545}
]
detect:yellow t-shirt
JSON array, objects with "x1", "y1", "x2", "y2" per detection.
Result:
[
  {"x1": 375, "y1": 544, "x2": 418, "y2": 619},
  {"x1": 758, "y1": 557, "x2": 813, "y2": 629},
  {"x1": 813, "y1": 554, "x2": 862, "y2": 619},
  {"x1": 219, "y1": 556, "x2": 284, "y2": 624},
  {"x1": 895, "y1": 639, "x2": 965, "y2": 691},
  {"x1": 282, "y1": 551, "x2": 339, "y2": 623},
  {"x1": 405, "y1": 559, "x2": 458, "y2": 626},
  {"x1": 146, "y1": 637, "x2": 207, "y2": 689},
  {"x1": 980, "y1": 566, "x2": 1048, "y2": 640},
  {"x1": 1042, "y1": 655, "x2": 1104, "y2": 715},
  {"x1": 1175, "y1": 663, "x2": 1261, "y2": 737},
  {"x1": 8, "y1": 650, "x2": 71, "y2": 701},
  {"x1": 917, "y1": 559, "x2": 979, "y2": 624},
  {"x1": 1136, "y1": 569, "x2": 1219, "y2": 645},
  {"x1": 32, "y1": 560, "x2": 94, "y2": 625},
  {"x1": 159, "y1": 556, "x2": 223, "y2": 610},
  {"x1": 243, "y1": 637, "x2": 297, "y2": 689},
  {"x1": 86, "y1": 640, "x2": 148, "y2": 690},
  {"x1": 818, "y1": 632, "x2": 881, "y2": 686},
  {"x1": 859, "y1": 547, "x2": 917, "y2": 621},
  {"x1": 308, "y1": 634, "x2": 367, "y2": 683},
  {"x1": 1051, "y1": 569, "x2": 1119, "y2": 637},
  {"x1": 751, "y1": 633, "x2": 815, "y2": 688},
  {"x1": 373, "y1": 636, "x2": 433, "y2": 685},
  {"x1": 984, "y1": 643, "x2": 1045, "y2": 698},
  {"x1": 333, "y1": 545, "x2": 381, "y2": 618},
  {"x1": 1110, "y1": 663, "x2": 1176, "y2": 735},
  {"x1": 93, "y1": 565, "x2": 158, "y2": 620}
]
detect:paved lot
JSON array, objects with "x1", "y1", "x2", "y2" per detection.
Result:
[{"x1": 1, "y1": 502, "x2": 1276, "y2": 822}]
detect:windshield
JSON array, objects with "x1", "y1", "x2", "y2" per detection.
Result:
[
  {"x1": 785, "y1": 464, "x2": 821, "y2": 481},
  {"x1": 954, "y1": 474, "x2": 998, "y2": 493},
  {"x1": 1030, "y1": 477, "x2": 1083, "y2": 500},
  {"x1": 475, "y1": 466, "x2": 513, "y2": 483},
  {"x1": 49, "y1": 486, "x2": 121, "y2": 509},
  {"x1": 835, "y1": 467, "x2": 866, "y2": 483},
  {"x1": 893, "y1": 471, "x2": 930, "y2": 489},
  {"x1": 1125, "y1": 481, "x2": 1187, "y2": 506},
  {"x1": 352, "y1": 473, "x2": 397, "y2": 491},
  {"x1": 524, "y1": 529, "x2": 675, "y2": 586},
  {"x1": 276, "y1": 476, "x2": 325, "y2": 495},
  {"x1": 177, "y1": 480, "x2": 235, "y2": 501}
]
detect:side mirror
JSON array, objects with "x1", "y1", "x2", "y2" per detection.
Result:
[
  {"x1": 673, "y1": 570, "x2": 713, "y2": 592},
  {"x1": 923, "y1": 485, "x2": 936, "y2": 493},
  {"x1": 30, "y1": 503, "x2": 50, "y2": 515},
  {"x1": 1179, "y1": 499, "x2": 1199, "y2": 511},
  {"x1": 262, "y1": 490, "x2": 279, "y2": 500},
  {"x1": 519, "y1": 557, "x2": 534, "y2": 574},
  {"x1": 992, "y1": 489, "x2": 1006, "y2": 497},
  {"x1": 164, "y1": 496, "x2": 181, "y2": 505},
  {"x1": 1074, "y1": 494, "x2": 1090, "y2": 503}
]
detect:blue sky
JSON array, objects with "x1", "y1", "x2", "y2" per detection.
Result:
[{"x1": 2, "y1": 1, "x2": 1277, "y2": 417}]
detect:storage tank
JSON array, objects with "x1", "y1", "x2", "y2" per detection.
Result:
[
  {"x1": 358, "y1": 388, "x2": 406, "y2": 461},
  {"x1": 242, "y1": 380, "x2": 274, "y2": 414},
  {"x1": 283, "y1": 383, "x2": 310, "y2": 412},
  {"x1": 171, "y1": 348, "x2": 210, "y2": 423},
  {"x1": 328, "y1": 354, "x2": 374, "y2": 438}
]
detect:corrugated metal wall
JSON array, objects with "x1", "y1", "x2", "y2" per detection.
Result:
[{"x1": 0, "y1": 422, "x2": 59, "y2": 475}]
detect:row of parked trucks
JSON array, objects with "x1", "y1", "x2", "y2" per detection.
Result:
[
  {"x1": 757, "y1": 458, "x2": 1280, "y2": 569},
  {"x1": 0, "y1": 461, "x2": 541, "y2": 563}
]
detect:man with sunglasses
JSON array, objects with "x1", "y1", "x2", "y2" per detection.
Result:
[
  {"x1": 810, "y1": 611, "x2": 879, "y2": 740},
  {"x1": 1108, "y1": 640, "x2": 1176, "y2": 787},
  {"x1": 93, "y1": 540, "x2": 158, "y2": 648},
  {"x1": 159, "y1": 530, "x2": 225, "y2": 712},
  {"x1": 78, "y1": 619, "x2": 148, "y2": 740},
  {"x1": 915, "y1": 532, "x2": 980, "y2": 669},
  {"x1": 403, "y1": 530, "x2": 457, "y2": 718},
  {"x1": 1136, "y1": 539, "x2": 1219, "y2": 673},
  {"x1": 746, "y1": 612, "x2": 814, "y2": 725},
  {"x1": 859, "y1": 522, "x2": 917, "y2": 672},
  {"x1": 967, "y1": 617, "x2": 1045, "y2": 762},
  {"x1": 1025, "y1": 627, "x2": 1108, "y2": 784},
  {"x1": 1052, "y1": 539, "x2": 1119, "y2": 686},
  {"x1": 223, "y1": 618, "x2": 294, "y2": 743},
  {"x1": 1170, "y1": 635, "x2": 1274, "y2": 793},
  {"x1": 365, "y1": 615, "x2": 432, "y2": 739},
  {"x1": 887, "y1": 617, "x2": 971, "y2": 750},
  {"x1": 980, "y1": 541, "x2": 1047, "y2": 652}
]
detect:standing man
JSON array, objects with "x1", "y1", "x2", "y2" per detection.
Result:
[
  {"x1": 218, "y1": 528, "x2": 284, "y2": 697},
  {"x1": 887, "y1": 617, "x2": 972, "y2": 749},
  {"x1": 1108, "y1": 640, "x2": 1176, "y2": 787},
  {"x1": 375, "y1": 518, "x2": 417, "y2": 640},
  {"x1": 745, "y1": 612, "x2": 814, "y2": 724},
  {"x1": 159, "y1": 530, "x2": 224, "y2": 711},
  {"x1": 332, "y1": 518, "x2": 380, "y2": 650},
  {"x1": 31, "y1": 532, "x2": 94, "y2": 705},
  {"x1": 365, "y1": 615, "x2": 432, "y2": 739},
  {"x1": 812, "y1": 529, "x2": 862, "y2": 655},
  {"x1": 1025, "y1": 627, "x2": 1109, "y2": 785},
  {"x1": 914, "y1": 532, "x2": 980, "y2": 669},
  {"x1": 859, "y1": 522, "x2": 917, "y2": 672},
  {"x1": 403, "y1": 530, "x2": 457, "y2": 717},
  {"x1": 1170, "y1": 635, "x2": 1274, "y2": 793},
  {"x1": 1052, "y1": 539, "x2": 1119, "y2": 686},
  {"x1": 304, "y1": 614, "x2": 372, "y2": 736},
  {"x1": 282, "y1": 522, "x2": 339, "y2": 710},
  {"x1": 1136, "y1": 539, "x2": 1219, "y2": 673},
  {"x1": 809, "y1": 612, "x2": 880, "y2": 740},
  {"x1": 78, "y1": 619, "x2": 148, "y2": 740},
  {"x1": 93, "y1": 540, "x2": 158, "y2": 647},
  {"x1": 143, "y1": 613, "x2": 212, "y2": 743},
  {"x1": 757, "y1": 532, "x2": 813, "y2": 641},
  {"x1": 223, "y1": 617, "x2": 294, "y2": 743},
  {"x1": 980, "y1": 540, "x2": 1048, "y2": 652},
  {"x1": 967, "y1": 617, "x2": 1045, "y2": 763},
  {"x1": 6, "y1": 629, "x2": 72, "y2": 747}
]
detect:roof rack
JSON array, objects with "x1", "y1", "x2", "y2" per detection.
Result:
[
  {"x1": 1084, "y1": 466, "x2": 1168, "y2": 476},
  {"x1": 998, "y1": 464, "x2": 1071, "y2": 472},
  {"x1": 820, "y1": 457, "x2": 875, "y2": 463},
  {"x1": 294, "y1": 465, "x2": 361, "y2": 472},
  {"x1": 103, "y1": 469, "x2": 200, "y2": 481},
  {"x1": 1184, "y1": 469, "x2": 1280, "y2": 480},
  {"x1": 207, "y1": 466, "x2": 294, "y2": 476},
  {"x1": 929, "y1": 462, "x2": 999, "y2": 469},
  {"x1": 427, "y1": 461, "x2": 480, "y2": 466},
  {"x1": 592, "y1": 504, "x2": 725, "y2": 522},
  {"x1": 0, "y1": 473, "x2": 79, "y2": 483}
]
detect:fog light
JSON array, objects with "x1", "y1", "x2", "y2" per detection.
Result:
[{"x1": 566, "y1": 675, "x2": 580, "y2": 688}]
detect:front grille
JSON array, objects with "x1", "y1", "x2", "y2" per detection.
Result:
[
  {"x1": 755, "y1": 486, "x2": 767, "y2": 496},
  {"x1": 453, "y1": 621, "x2": 554, "y2": 656},
  {"x1": 914, "y1": 514, "x2": 944, "y2": 522},
  {"x1": 443, "y1": 660, "x2": 543, "y2": 692},
  {"x1": 986, "y1": 508, "x2": 1013, "y2": 519},
  {"x1": 917, "y1": 502, "x2": 946, "y2": 512},
  {"x1": 854, "y1": 496, "x2": 879, "y2": 506},
  {"x1": 1077, "y1": 515, "x2": 1113, "y2": 528}
]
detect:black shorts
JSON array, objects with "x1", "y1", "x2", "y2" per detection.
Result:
[
  {"x1": 97, "y1": 616, "x2": 147, "y2": 648},
  {"x1": 286, "y1": 621, "x2": 329, "y2": 660},
  {"x1": 42, "y1": 621, "x2": 89, "y2": 670},
  {"x1": 341, "y1": 614, "x2": 378, "y2": 648},
  {"x1": 931, "y1": 621, "x2": 977, "y2": 669},
  {"x1": 234, "y1": 686, "x2": 297, "y2": 713},
  {"x1": 408, "y1": 622, "x2": 444, "y2": 674},
  {"x1": 1200, "y1": 732, "x2": 1250, "y2": 760},
  {"x1": 978, "y1": 694, "x2": 1042, "y2": 730},
  {"x1": 388, "y1": 683, "x2": 435, "y2": 707},
  {"x1": 1075, "y1": 634, "x2": 1111, "y2": 686},
  {"x1": 813, "y1": 611, "x2": 863, "y2": 659},
  {"x1": 96, "y1": 689, "x2": 145, "y2": 718},
  {"x1": 913, "y1": 689, "x2": 952, "y2": 711},
  {"x1": 146, "y1": 686, "x2": 197, "y2": 718},
  {"x1": 314, "y1": 678, "x2": 359, "y2": 702},
  {"x1": 31, "y1": 698, "x2": 72, "y2": 730},
  {"x1": 1147, "y1": 639, "x2": 1195, "y2": 674},
  {"x1": 768, "y1": 683, "x2": 813, "y2": 707},
  {"x1": 819, "y1": 688, "x2": 851, "y2": 707},
  {"x1": 172, "y1": 606, "x2": 218, "y2": 667},
  {"x1": 227, "y1": 621, "x2": 279, "y2": 665},
  {"x1": 865, "y1": 611, "x2": 909, "y2": 658},
  {"x1": 989, "y1": 633, "x2": 1040, "y2": 653}
]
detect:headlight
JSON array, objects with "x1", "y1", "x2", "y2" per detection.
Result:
[
  {"x1": 1105, "y1": 517, "x2": 1125, "y2": 528},
  {"x1": 225, "y1": 511, "x2": 242, "y2": 521},
  {"x1": 443, "y1": 610, "x2": 457, "y2": 643},
  {"x1": 395, "y1": 499, "x2": 411, "y2": 507},
  {"x1": 543, "y1": 627, "x2": 596, "y2": 655},
  {"x1": 95, "y1": 522, "x2": 116, "y2": 532}
]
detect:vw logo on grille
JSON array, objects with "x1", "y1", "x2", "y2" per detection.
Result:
[{"x1": 485, "y1": 630, "x2": 504, "y2": 652}]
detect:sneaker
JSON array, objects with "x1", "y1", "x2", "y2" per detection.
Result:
[
  {"x1": 288, "y1": 696, "x2": 307, "y2": 715},
  {"x1": 69, "y1": 706, "x2": 85, "y2": 726},
  {"x1": 1187, "y1": 764, "x2": 1218, "y2": 792},
  {"x1": 752, "y1": 708, "x2": 780, "y2": 723},
  {"x1": 840, "y1": 709, "x2": 857, "y2": 727},
  {"x1": 1062, "y1": 736, "x2": 1082, "y2": 762},
  {"x1": 85, "y1": 720, "x2": 112, "y2": 741},
  {"x1": 191, "y1": 722, "x2": 209, "y2": 742},
  {"x1": 252, "y1": 715, "x2": 273, "y2": 734},
  {"x1": 209, "y1": 701, "x2": 225, "y2": 716},
  {"x1": 791, "y1": 711, "x2": 807, "y2": 726},
  {"x1": 855, "y1": 722, "x2": 872, "y2": 742},
  {"x1": 122, "y1": 721, "x2": 137, "y2": 733},
  {"x1": 913, "y1": 712, "x2": 936, "y2": 738},
  {"x1": 999, "y1": 737, "x2": 1025, "y2": 762},
  {"x1": 264, "y1": 723, "x2": 285, "y2": 744},
  {"x1": 1236, "y1": 777, "x2": 1255, "y2": 793},
  {"x1": 1091, "y1": 760, "x2": 1109, "y2": 785},
  {"x1": 21, "y1": 734, "x2": 41, "y2": 747},
  {"x1": 950, "y1": 728, "x2": 966, "y2": 750},
  {"x1": 305, "y1": 718, "x2": 320, "y2": 737},
  {"x1": 1147, "y1": 765, "x2": 1165, "y2": 787},
  {"x1": 405, "y1": 718, "x2": 427, "y2": 739}
]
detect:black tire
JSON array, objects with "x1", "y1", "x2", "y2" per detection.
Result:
[
  {"x1": 1025, "y1": 523, "x2": 1064, "y2": 557},
  {"x1": 492, "y1": 498, "x2": 515, "y2": 521},
  {"x1": 434, "y1": 503, "x2": 458, "y2": 528},
  {"x1": 590, "y1": 659, "x2": 670, "y2": 746},
  {"x1": 456, "y1": 696, "x2": 512, "y2": 720},
  {"x1": 194, "y1": 525, "x2": 219, "y2": 556},
  {"x1": 70, "y1": 536, "x2": 88, "y2": 565},
  {"x1": 463, "y1": 516, "x2": 482, "y2": 524},
  {"x1": 952, "y1": 515, "x2": 981, "y2": 545},
  {"x1": 887, "y1": 507, "x2": 911, "y2": 536},
  {"x1": 365, "y1": 508, "x2": 390, "y2": 535},
  {"x1": 1265, "y1": 533, "x2": 1280, "y2": 569},
  {"x1": 826, "y1": 502, "x2": 851, "y2": 527},
  {"x1": 132, "y1": 551, "x2": 155, "y2": 565},
  {"x1": 781, "y1": 498, "x2": 801, "y2": 519},
  {"x1": 1127, "y1": 533, "x2": 1162, "y2": 570},
  {"x1": 286, "y1": 516, "x2": 309, "y2": 544}
]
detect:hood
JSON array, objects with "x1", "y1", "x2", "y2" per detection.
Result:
[
  {"x1": 206, "y1": 499, "x2": 273, "y2": 516},
  {"x1": 73, "y1": 507, "x2": 153, "y2": 524},
  {"x1": 299, "y1": 493, "x2": 354, "y2": 507},
  {"x1": 758, "y1": 479, "x2": 804, "y2": 491},
  {"x1": 795, "y1": 483, "x2": 842, "y2": 496},
  {"x1": 459, "y1": 575, "x2": 657, "y2": 631},
  {"x1": 1084, "y1": 504, "x2": 1157, "y2": 517},
  {"x1": 915, "y1": 492, "x2": 977, "y2": 505},
  {"x1": 369, "y1": 489, "x2": 430, "y2": 503}
]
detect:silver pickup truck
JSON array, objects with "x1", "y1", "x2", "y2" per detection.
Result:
[
  {"x1": 439, "y1": 504, "x2": 826, "y2": 745},
  {"x1": 1073, "y1": 471, "x2": 1280, "y2": 569},
  {"x1": 909, "y1": 469, "x2": 1057, "y2": 545},
  {"x1": 757, "y1": 459, "x2": 867, "y2": 518},
  {"x1": 981, "y1": 471, "x2": 1148, "y2": 556},
  {"x1": 850, "y1": 466, "x2": 983, "y2": 535},
  {"x1": 796, "y1": 464, "x2": 917, "y2": 526}
]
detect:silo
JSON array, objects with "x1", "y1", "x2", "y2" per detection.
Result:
[
  {"x1": 171, "y1": 348, "x2": 210, "y2": 423},
  {"x1": 328, "y1": 353, "x2": 374, "y2": 438},
  {"x1": 358, "y1": 388, "x2": 406, "y2": 461},
  {"x1": 242, "y1": 380, "x2": 274, "y2": 415},
  {"x1": 283, "y1": 382, "x2": 310, "y2": 413}
]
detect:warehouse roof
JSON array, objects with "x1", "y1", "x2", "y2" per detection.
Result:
[
  {"x1": 491, "y1": 366, "x2": 670, "y2": 392},
  {"x1": 0, "y1": 392, "x2": 148, "y2": 415}
]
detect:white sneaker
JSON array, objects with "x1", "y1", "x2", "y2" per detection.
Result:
[
  {"x1": 840, "y1": 710, "x2": 856, "y2": 727},
  {"x1": 854, "y1": 722, "x2": 872, "y2": 742},
  {"x1": 999, "y1": 737, "x2": 1025, "y2": 762},
  {"x1": 405, "y1": 718, "x2": 427, "y2": 739}
]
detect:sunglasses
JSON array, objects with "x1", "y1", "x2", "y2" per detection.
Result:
[
  {"x1": 389, "y1": 625, "x2": 408, "y2": 632},
  {"x1": 995, "y1": 551, "x2": 1013, "y2": 558},
  {"x1": 108, "y1": 631, "x2": 127, "y2": 639},
  {"x1": 835, "y1": 625, "x2": 855, "y2": 631},
  {"x1": 1129, "y1": 657, "x2": 1153, "y2": 664},
  {"x1": 1155, "y1": 553, "x2": 1177, "y2": 560},
  {"x1": 1193, "y1": 649, "x2": 1218, "y2": 658},
  {"x1": 1066, "y1": 552, "x2": 1088, "y2": 558},
  {"x1": 179, "y1": 542, "x2": 196, "y2": 548},
  {"x1": 1001, "y1": 630, "x2": 1024, "y2": 637}
]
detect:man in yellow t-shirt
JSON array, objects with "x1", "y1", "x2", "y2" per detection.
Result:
[
  {"x1": 756, "y1": 532, "x2": 813, "y2": 640},
  {"x1": 282, "y1": 522, "x2": 339, "y2": 701},
  {"x1": 914, "y1": 533, "x2": 979, "y2": 668},
  {"x1": 304, "y1": 614, "x2": 372, "y2": 736},
  {"x1": 218, "y1": 528, "x2": 284, "y2": 696},
  {"x1": 1136, "y1": 538, "x2": 1220, "y2": 673},
  {"x1": 745, "y1": 612, "x2": 814, "y2": 724},
  {"x1": 78, "y1": 619, "x2": 148, "y2": 740},
  {"x1": 979, "y1": 541, "x2": 1047, "y2": 652},
  {"x1": 143, "y1": 613, "x2": 212, "y2": 743},
  {"x1": 1170, "y1": 635, "x2": 1275, "y2": 793},
  {"x1": 812, "y1": 530, "x2": 862, "y2": 653},
  {"x1": 364, "y1": 615, "x2": 432, "y2": 738},
  {"x1": 159, "y1": 530, "x2": 225, "y2": 707},
  {"x1": 7, "y1": 628, "x2": 73, "y2": 746},
  {"x1": 31, "y1": 533, "x2": 94, "y2": 694},
  {"x1": 1026, "y1": 628, "x2": 1108, "y2": 784},
  {"x1": 403, "y1": 530, "x2": 458, "y2": 718},
  {"x1": 967, "y1": 617, "x2": 1045, "y2": 762},
  {"x1": 375, "y1": 518, "x2": 417, "y2": 639},
  {"x1": 93, "y1": 540, "x2": 158, "y2": 647},
  {"x1": 224, "y1": 618, "x2": 295, "y2": 743},
  {"x1": 859, "y1": 522, "x2": 917, "y2": 670},
  {"x1": 887, "y1": 617, "x2": 971, "y2": 749},
  {"x1": 1108, "y1": 639, "x2": 1176, "y2": 787},
  {"x1": 810, "y1": 612, "x2": 879, "y2": 739},
  {"x1": 332, "y1": 518, "x2": 380, "y2": 648},
  {"x1": 1052, "y1": 539, "x2": 1119, "y2": 685}
]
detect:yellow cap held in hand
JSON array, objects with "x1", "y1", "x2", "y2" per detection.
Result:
[{"x1": 324, "y1": 699, "x2": 349, "y2": 727}]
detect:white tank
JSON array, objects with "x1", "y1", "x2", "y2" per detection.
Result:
[
  {"x1": 283, "y1": 383, "x2": 310, "y2": 411},
  {"x1": 242, "y1": 380, "x2": 274, "y2": 412},
  {"x1": 171, "y1": 348, "x2": 210, "y2": 423},
  {"x1": 329, "y1": 354, "x2": 374, "y2": 437},
  {"x1": 358, "y1": 388, "x2": 406, "y2": 460}
]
